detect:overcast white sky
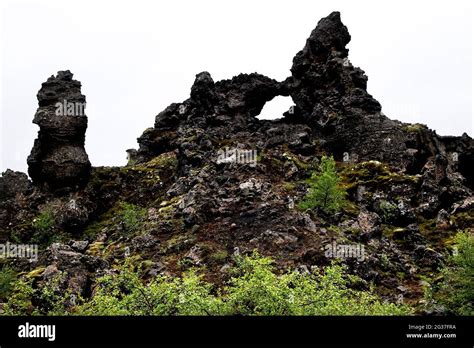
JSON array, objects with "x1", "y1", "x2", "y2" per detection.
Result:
[{"x1": 1, "y1": 0, "x2": 472, "y2": 174}]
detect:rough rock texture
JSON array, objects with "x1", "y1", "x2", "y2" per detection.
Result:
[
  {"x1": 136, "y1": 12, "x2": 472, "y2": 185},
  {"x1": 27, "y1": 70, "x2": 91, "y2": 191},
  {"x1": 0, "y1": 12, "x2": 473, "y2": 313}
]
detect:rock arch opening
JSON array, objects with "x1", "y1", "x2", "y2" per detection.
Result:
[{"x1": 256, "y1": 96, "x2": 295, "y2": 121}]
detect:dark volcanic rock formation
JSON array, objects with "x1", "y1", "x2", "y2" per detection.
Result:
[
  {"x1": 135, "y1": 11, "x2": 472, "y2": 202},
  {"x1": 27, "y1": 70, "x2": 91, "y2": 191},
  {"x1": 0, "y1": 11, "x2": 472, "y2": 314}
]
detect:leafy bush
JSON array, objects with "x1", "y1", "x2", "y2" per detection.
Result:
[
  {"x1": 121, "y1": 203, "x2": 146, "y2": 234},
  {"x1": 31, "y1": 209, "x2": 56, "y2": 246},
  {"x1": 77, "y1": 266, "x2": 223, "y2": 315},
  {"x1": 3, "y1": 278, "x2": 35, "y2": 315},
  {"x1": 431, "y1": 231, "x2": 474, "y2": 315},
  {"x1": 298, "y1": 156, "x2": 346, "y2": 214},
  {"x1": 4, "y1": 272, "x2": 76, "y2": 315},
  {"x1": 83, "y1": 202, "x2": 147, "y2": 240},
  {"x1": 32, "y1": 209, "x2": 55, "y2": 232},
  {"x1": 224, "y1": 252, "x2": 410, "y2": 315},
  {"x1": 4, "y1": 253, "x2": 411, "y2": 316},
  {"x1": 379, "y1": 200, "x2": 398, "y2": 223},
  {"x1": 0, "y1": 265, "x2": 17, "y2": 301}
]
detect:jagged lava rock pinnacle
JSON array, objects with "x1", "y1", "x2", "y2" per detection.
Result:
[{"x1": 27, "y1": 70, "x2": 91, "y2": 191}]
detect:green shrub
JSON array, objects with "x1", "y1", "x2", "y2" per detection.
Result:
[
  {"x1": 0, "y1": 266, "x2": 17, "y2": 301},
  {"x1": 431, "y1": 231, "x2": 474, "y2": 315},
  {"x1": 298, "y1": 156, "x2": 346, "y2": 214},
  {"x1": 77, "y1": 263, "x2": 223, "y2": 315},
  {"x1": 379, "y1": 200, "x2": 398, "y2": 223},
  {"x1": 31, "y1": 209, "x2": 56, "y2": 246},
  {"x1": 5, "y1": 252, "x2": 411, "y2": 316},
  {"x1": 224, "y1": 252, "x2": 410, "y2": 315},
  {"x1": 36, "y1": 272, "x2": 74, "y2": 315},
  {"x1": 32, "y1": 209, "x2": 55, "y2": 232},
  {"x1": 3, "y1": 272, "x2": 78, "y2": 315},
  {"x1": 121, "y1": 203, "x2": 146, "y2": 234},
  {"x1": 3, "y1": 279, "x2": 35, "y2": 315}
]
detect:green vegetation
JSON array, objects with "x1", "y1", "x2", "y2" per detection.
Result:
[
  {"x1": 26, "y1": 267, "x2": 46, "y2": 279},
  {"x1": 4, "y1": 252, "x2": 411, "y2": 316},
  {"x1": 340, "y1": 160, "x2": 420, "y2": 191},
  {"x1": 430, "y1": 231, "x2": 474, "y2": 315},
  {"x1": 121, "y1": 202, "x2": 146, "y2": 234},
  {"x1": 84, "y1": 201, "x2": 146, "y2": 239},
  {"x1": 450, "y1": 211, "x2": 474, "y2": 230},
  {"x1": 281, "y1": 181, "x2": 296, "y2": 192},
  {"x1": 120, "y1": 152, "x2": 177, "y2": 187},
  {"x1": 404, "y1": 123, "x2": 426, "y2": 133},
  {"x1": 0, "y1": 265, "x2": 17, "y2": 301},
  {"x1": 31, "y1": 209, "x2": 56, "y2": 246},
  {"x1": 379, "y1": 200, "x2": 398, "y2": 223},
  {"x1": 4, "y1": 272, "x2": 72, "y2": 315},
  {"x1": 282, "y1": 151, "x2": 309, "y2": 171},
  {"x1": 32, "y1": 209, "x2": 55, "y2": 232},
  {"x1": 298, "y1": 156, "x2": 346, "y2": 214},
  {"x1": 208, "y1": 250, "x2": 229, "y2": 265},
  {"x1": 3, "y1": 278, "x2": 35, "y2": 315}
]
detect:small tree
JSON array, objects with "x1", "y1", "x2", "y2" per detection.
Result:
[
  {"x1": 298, "y1": 155, "x2": 346, "y2": 214},
  {"x1": 0, "y1": 266, "x2": 17, "y2": 301},
  {"x1": 431, "y1": 231, "x2": 474, "y2": 315}
]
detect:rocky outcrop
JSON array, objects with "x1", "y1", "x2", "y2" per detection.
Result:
[
  {"x1": 27, "y1": 70, "x2": 91, "y2": 191},
  {"x1": 135, "y1": 12, "x2": 472, "y2": 184},
  {"x1": 289, "y1": 11, "x2": 380, "y2": 118},
  {"x1": 0, "y1": 170, "x2": 34, "y2": 239},
  {"x1": 0, "y1": 169, "x2": 32, "y2": 201},
  {"x1": 0, "y1": 11, "x2": 472, "y2": 313}
]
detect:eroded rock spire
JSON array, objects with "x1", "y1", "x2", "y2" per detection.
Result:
[{"x1": 27, "y1": 70, "x2": 91, "y2": 191}]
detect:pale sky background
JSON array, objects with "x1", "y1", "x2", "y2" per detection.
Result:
[{"x1": 0, "y1": 0, "x2": 472, "y2": 174}]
